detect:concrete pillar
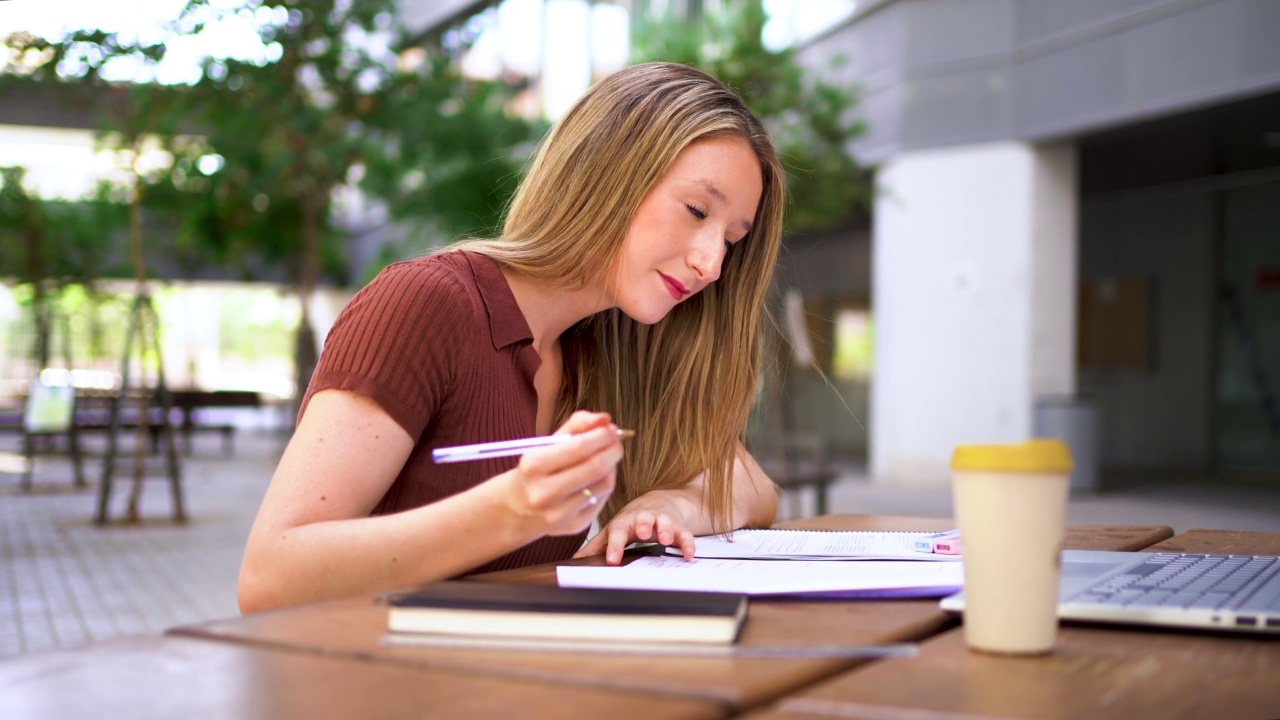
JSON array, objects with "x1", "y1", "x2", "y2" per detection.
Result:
[{"x1": 870, "y1": 141, "x2": 1078, "y2": 488}]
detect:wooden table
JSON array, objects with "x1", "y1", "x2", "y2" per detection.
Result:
[
  {"x1": 744, "y1": 529, "x2": 1280, "y2": 720},
  {"x1": 169, "y1": 515, "x2": 1173, "y2": 714},
  {"x1": 0, "y1": 634, "x2": 721, "y2": 720}
]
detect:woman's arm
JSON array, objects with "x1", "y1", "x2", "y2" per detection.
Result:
[
  {"x1": 238, "y1": 390, "x2": 622, "y2": 613},
  {"x1": 575, "y1": 442, "x2": 778, "y2": 564}
]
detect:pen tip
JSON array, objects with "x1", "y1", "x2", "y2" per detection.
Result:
[{"x1": 617, "y1": 429, "x2": 636, "y2": 439}]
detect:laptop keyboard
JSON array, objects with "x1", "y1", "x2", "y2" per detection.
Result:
[{"x1": 1068, "y1": 553, "x2": 1280, "y2": 613}]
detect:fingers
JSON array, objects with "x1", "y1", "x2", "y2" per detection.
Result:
[
  {"x1": 630, "y1": 511, "x2": 676, "y2": 545},
  {"x1": 655, "y1": 513, "x2": 675, "y2": 546},
  {"x1": 548, "y1": 469, "x2": 617, "y2": 537},
  {"x1": 633, "y1": 511, "x2": 656, "y2": 542},
  {"x1": 604, "y1": 522, "x2": 631, "y2": 565},
  {"x1": 675, "y1": 528, "x2": 696, "y2": 560},
  {"x1": 502, "y1": 424, "x2": 620, "y2": 540},
  {"x1": 600, "y1": 513, "x2": 692, "y2": 564},
  {"x1": 520, "y1": 423, "x2": 622, "y2": 479},
  {"x1": 553, "y1": 410, "x2": 612, "y2": 436},
  {"x1": 517, "y1": 429, "x2": 621, "y2": 508},
  {"x1": 573, "y1": 529, "x2": 607, "y2": 559},
  {"x1": 575, "y1": 475, "x2": 613, "y2": 517}
]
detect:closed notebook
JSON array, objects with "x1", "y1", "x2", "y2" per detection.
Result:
[{"x1": 386, "y1": 581, "x2": 748, "y2": 644}]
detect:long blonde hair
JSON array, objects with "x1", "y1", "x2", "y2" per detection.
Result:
[{"x1": 456, "y1": 62, "x2": 785, "y2": 532}]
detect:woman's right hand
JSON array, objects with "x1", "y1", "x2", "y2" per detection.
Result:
[{"x1": 499, "y1": 410, "x2": 623, "y2": 538}]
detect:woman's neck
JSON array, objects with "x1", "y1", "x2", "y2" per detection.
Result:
[{"x1": 500, "y1": 268, "x2": 613, "y2": 357}]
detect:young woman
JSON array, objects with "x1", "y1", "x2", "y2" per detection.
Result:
[{"x1": 238, "y1": 62, "x2": 786, "y2": 613}]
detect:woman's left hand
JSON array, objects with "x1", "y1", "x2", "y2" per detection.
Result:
[{"x1": 573, "y1": 489, "x2": 698, "y2": 565}]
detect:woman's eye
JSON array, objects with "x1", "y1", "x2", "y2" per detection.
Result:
[{"x1": 685, "y1": 204, "x2": 707, "y2": 220}]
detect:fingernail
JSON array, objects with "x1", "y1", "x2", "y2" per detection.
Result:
[{"x1": 607, "y1": 551, "x2": 619, "y2": 564}]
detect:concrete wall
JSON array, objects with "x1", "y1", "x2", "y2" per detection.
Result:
[
  {"x1": 797, "y1": 0, "x2": 1280, "y2": 164},
  {"x1": 870, "y1": 141, "x2": 1077, "y2": 487}
]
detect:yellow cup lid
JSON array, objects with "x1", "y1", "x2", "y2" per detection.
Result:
[{"x1": 951, "y1": 439, "x2": 1073, "y2": 473}]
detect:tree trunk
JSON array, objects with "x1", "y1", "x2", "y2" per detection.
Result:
[
  {"x1": 18, "y1": 177, "x2": 50, "y2": 370},
  {"x1": 128, "y1": 169, "x2": 147, "y2": 288},
  {"x1": 291, "y1": 191, "x2": 323, "y2": 424},
  {"x1": 27, "y1": 234, "x2": 50, "y2": 370}
]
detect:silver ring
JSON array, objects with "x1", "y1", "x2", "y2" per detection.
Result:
[{"x1": 582, "y1": 488, "x2": 599, "y2": 507}]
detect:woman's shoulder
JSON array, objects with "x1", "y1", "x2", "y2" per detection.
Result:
[
  {"x1": 373, "y1": 249, "x2": 474, "y2": 286},
  {"x1": 362, "y1": 250, "x2": 484, "y2": 310}
]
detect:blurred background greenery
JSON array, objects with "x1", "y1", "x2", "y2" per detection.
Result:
[
  {"x1": 0, "y1": 0, "x2": 870, "y2": 433},
  {"x1": 7, "y1": 0, "x2": 1275, "y2": 481}
]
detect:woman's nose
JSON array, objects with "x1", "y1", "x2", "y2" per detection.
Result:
[{"x1": 689, "y1": 233, "x2": 725, "y2": 283}]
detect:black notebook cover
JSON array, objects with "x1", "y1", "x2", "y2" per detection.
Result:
[{"x1": 390, "y1": 581, "x2": 746, "y2": 617}]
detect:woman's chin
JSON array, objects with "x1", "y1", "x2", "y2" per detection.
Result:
[{"x1": 618, "y1": 303, "x2": 671, "y2": 326}]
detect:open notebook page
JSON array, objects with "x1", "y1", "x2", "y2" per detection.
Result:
[
  {"x1": 557, "y1": 556, "x2": 964, "y2": 598},
  {"x1": 663, "y1": 529, "x2": 961, "y2": 561}
]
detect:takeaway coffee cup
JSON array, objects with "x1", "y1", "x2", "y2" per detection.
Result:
[{"x1": 950, "y1": 439, "x2": 1073, "y2": 655}]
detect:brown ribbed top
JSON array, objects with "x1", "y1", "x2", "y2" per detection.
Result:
[{"x1": 300, "y1": 250, "x2": 587, "y2": 575}]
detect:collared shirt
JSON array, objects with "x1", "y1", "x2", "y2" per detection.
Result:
[{"x1": 303, "y1": 250, "x2": 588, "y2": 575}]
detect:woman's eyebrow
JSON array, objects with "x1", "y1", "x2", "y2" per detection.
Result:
[
  {"x1": 695, "y1": 178, "x2": 728, "y2": 205},
  {"x1": 693, "y1": 179, "x2": 753, "y2": 234}
]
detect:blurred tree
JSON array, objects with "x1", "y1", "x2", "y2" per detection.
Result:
[
  {"x1": 358, "y1": 53, "x2": 542, "y2": 258},
  {"x1": 632, "y1": 0, "x2": 869, "y2": 232},
  {"x1": 0, "y1": 167, "x2": 54, "y2": 367},
  {"x1": 170, "y1": 0, "x2": 538, "y2": 406},
  {"x1": 1, "y1": 30, "x2": 196, "y2": 398},
  {"x1": 0, "y1": 167, "x2": 130, "y2": 373},
  {"x1": 0, "y1": 31, "x2": 190, "y2": 284},
  {"x1": 3, "y1": 3, "x2": 539, "y2": 408}
]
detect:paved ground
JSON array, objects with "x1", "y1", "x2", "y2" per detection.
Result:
[
  {"x1": 0, "y1": 430, "x2": 282, "y2": 659},
  {"x1": 2, "y1": 427, "x2": 1279, "y2": 659}
]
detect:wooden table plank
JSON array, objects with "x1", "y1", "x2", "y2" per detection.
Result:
[
  {"x1": 169, "y1": 516, "x2": 1173, "y2": 713},
  {"x1": 0, "y1": 634, "x2": 722, "y2": 720},
  {"x1": 744, "y1": 530, "x2": 1280, "y2": 720},
  {"x1": 1144, "y1": 528, "x2": 1280, "y2": 555},
  {"x1": 171, "y1": 516, "x2": 952, "y2": 710}
]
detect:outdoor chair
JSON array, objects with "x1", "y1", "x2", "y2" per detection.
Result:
[{"x1": 749, "y1": 433, "x2": 839, "y2": 520}]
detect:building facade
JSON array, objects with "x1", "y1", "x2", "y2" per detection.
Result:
[{"x1": 795, "y1": 0, "x2": 1280, "y2": 486}]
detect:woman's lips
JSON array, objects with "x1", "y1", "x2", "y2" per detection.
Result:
[{"x1": 658, "y1": 272, "x2": 689, "y2": 300}]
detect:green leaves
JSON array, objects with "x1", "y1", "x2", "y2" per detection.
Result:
[
  {"x1": 358, "y1": 54, "x2": 541, "y2": 242},
  {"x1": 166, "y1": 0, "x2": 538, "y2": 282},
  {"x1": 632, "y1": 0, "x2": 869, "y2": 233},
  {"x1": 0, "y1": 169, "x2": 129, "y2": 287},
  {"x1": 3, "y1": 0, "x2": 537, "y2": 288}
]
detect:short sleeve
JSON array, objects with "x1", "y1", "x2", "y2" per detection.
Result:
[{"x1": 300, "y1": 259, "x2": 478, "y2": 441}]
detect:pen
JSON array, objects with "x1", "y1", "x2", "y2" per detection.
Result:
[{"x1": 431, "y1": 429, "x2": 636, "y2": 464}]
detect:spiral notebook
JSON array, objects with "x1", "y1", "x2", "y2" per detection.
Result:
[
  {"x1": 558, "y1": 555, "x2": 964, "y2": 598},
  {"x1": 662, "y1": 528, "x2": 962, "y2": 561}
]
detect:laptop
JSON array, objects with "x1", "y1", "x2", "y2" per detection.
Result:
[{"x1": 939, "y1": 550, "x2": 1280, "y2": 635}]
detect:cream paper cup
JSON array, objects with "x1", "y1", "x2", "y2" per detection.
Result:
[{"x1": 951, "y1": 439, "x2": 1072, "y2": 655}]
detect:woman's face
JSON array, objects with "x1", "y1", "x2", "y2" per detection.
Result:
[{"x1": 609, "y1": 136, "x2": 763, "y2": 325}]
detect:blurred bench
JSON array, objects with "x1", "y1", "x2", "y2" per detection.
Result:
[
  {"x1": 0, "y1": 389, "x2": 261, "y2": 458},
  {"x1": 749, "y1": 433, "x2": 839, "y2": 518},
  {"x1": 166, "y1": 389, "x2": 261, "y2": 455}
]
